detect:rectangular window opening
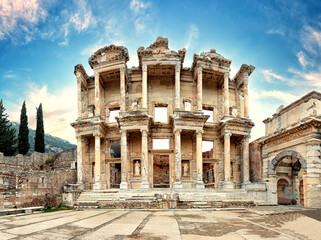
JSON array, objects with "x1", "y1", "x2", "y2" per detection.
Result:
[
  {"x1": 154, "y1": 106, "x2": 168, "y2": 123},
  {"x1": 109, "y1": 109, "x2": 120, "y2": 123},
  {"x1": 203, "y1": 109, "x2": 213, "y2": 123},
  {"x1": 110, "y1": 140, "x2": 121, "y2": 158},
  {"x1": 202, "y1": 141, "x2": 214, "y2": 158},
  {"x1": 153, "y1": 139, "x2": 169, "y2": 150}
]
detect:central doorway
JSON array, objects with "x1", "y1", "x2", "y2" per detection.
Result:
[
  {"x1": 110, "y1": 163, "x2": 121, "y2": 188},
  {"x1": 153, "y1": 154, "x2": 170, "y2": 188}
]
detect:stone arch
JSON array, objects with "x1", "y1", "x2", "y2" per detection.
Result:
[{"x1": 268, "y1": 150, "x2": 307, "y2": 175}]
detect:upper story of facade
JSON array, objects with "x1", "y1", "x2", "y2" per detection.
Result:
[
  {"x1": 74, "y1": 37, "x2": 255, "y2": 129},
  {"x1": 263, "y1": 91, "x2": 321, "y2": 137}
]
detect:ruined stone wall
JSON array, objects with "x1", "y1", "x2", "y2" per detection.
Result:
[
  {"x1": 0, "y1": 149, "x2": 77, "y2": 209},
  {"x1": 249, "y1": 140, "x2": 262, "y2": 182}
]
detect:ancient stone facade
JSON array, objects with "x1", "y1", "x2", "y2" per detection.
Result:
[
  {"x1": 252, "y1": 91, "x2": 321, "y2": 208},
  {"x1": 71, "y1": 37, "x2": 255, "y2": 191},
  {"x1": 0, "y1": 149, "x2": 77, "y2": 208}
]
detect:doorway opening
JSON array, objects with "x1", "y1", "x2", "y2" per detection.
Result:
[
  {"x1": 110, "y1": 163, "x2": 121, "y2": 188},
  {"x1": 153, "y1": 154, "x2": 170, "y2": 188}
]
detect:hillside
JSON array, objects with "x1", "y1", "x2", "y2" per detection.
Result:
[{"x1": 11, "y1": 122, "x2": 76, "y2": 153}]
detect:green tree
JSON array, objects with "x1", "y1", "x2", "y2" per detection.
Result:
[
  {"x1": 34, "y1": 103, "x2": 45, "y2": 153},
  {"x1": 18, "y1": 101, "x2": 29, "y2": 155},
  {"x1": 0, "y1": 99, "x2": 17, "y2": 156}
]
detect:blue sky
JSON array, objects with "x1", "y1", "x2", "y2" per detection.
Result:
[{"x1": 0, "y1": 0, "x2": 320, "y2": 143}]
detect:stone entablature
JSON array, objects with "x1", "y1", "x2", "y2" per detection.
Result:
[{"x1": 72, "y1": 37, "x2": 255, "y2": 191}]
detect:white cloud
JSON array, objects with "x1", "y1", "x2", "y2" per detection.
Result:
[
  {"x1": 261, "y1": 69, "x2": 297, "y2": 85},
  {"x1": 9, "y1": 83, "x2": 77, "y2": 144},
  {"x1": 0, "y1": 0, "x2": 47, "y2": 41},
  {"x1": 266, "y1": 29, "x2": 285, "y2": 36},
  {"x1": 184, "y1": 24, "x2": 199, "y2": 50},
  {"x1": 134, "y1": 18, "x2": 146, "y2": 32},
  {"x1": 260, "y1": 90, "x2": 297, "y2": 102},
  {"x1": 297, "y1": 51, "x2": 312, "y2": 67},
  {"x1": 130, "y1": 0, "x2": 150, "y2": 14},
  {"x1": 81, "y1": 39, "x2": 103, "y2": 55},
  {"x1": 288, "y1": 67, "x2": 321, "y2": 88},
  {"x1": 301, "y1": 26, "x2": 321, "y2": 55}
]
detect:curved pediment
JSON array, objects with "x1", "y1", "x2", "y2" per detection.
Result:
[
  {"x1": 192, "y1": 49, "x2": 231, "y2": 71},
  {"x1": 88, "y1": 44, "x2": 129, "y2": 69}
]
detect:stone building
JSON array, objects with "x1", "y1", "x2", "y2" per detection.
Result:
[
  {"x1": 251, "y1": 91, "x2": 321, "y2": 208},
  {"x1": 71, "y1": 37, "x2": 256, "y2": 191}
]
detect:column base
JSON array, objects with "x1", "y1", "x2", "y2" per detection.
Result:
[
  {"x1": 93, "y1": 181, "x2": 106, "y2": 190},
  {"x1": 222, "y1": 181, "x2": 234, "y2": 190},
  {"x1": 196, "y1": 180, "x2": 205, "y2": 189},
  {"x1": 242, "y1": 181, "x2": 251, "y2": 190},
  {"x1": 120, "y1": 181, "x2": 129, "y2": 190},
  {"x1": 140, "y1": 181, "x2": 150, "y2": 189},
  {"x1": 76, "y1": 182, "x2": 85, "y2": 191},
  {"x1": 173, "y1": 181, "x2": 183, "y2": 189}
]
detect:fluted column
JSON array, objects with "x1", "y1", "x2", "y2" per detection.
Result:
[
  {"x1": 196, "y1": 130, "x2": 205, "y2": 188},
  {"x1": 120, "y1": 130, "x2": 128, "y2": 189},
  {"x1": 141, "y1": 129, "x2": 150, "y2": 189},
  {"x1": 120, "y1": 66, "x2": 126, "y2": 112},
  {"x1": 197, "y1": 66, "x2": 203, "y2": 111},
  {"x1": 174, "y1": 129, "x2": 183, "y2": 188},
  {"x1": 223, "y1": 131, "x2": 233, "y2": 189},
  {"x1": 242, "y1": 135, "x2": 250, "y2": 184},
  {"x1": 94, "y1": 72, "x2": 101, "y2": 116},
  {"x1": 142, "y1": 64, "x2": 148, "y2": 110},
  {"x1": 76, "y1": 136, "x2": 83, "y2": 184},
  {"x1": 244, "y1": 74, "x2": 249, "y2": 118},
  {"x1": 175, "y1": 63, "x2": 181, "y2": 110},
  {"x1": 224, "y1": 72, "x2": 229, "y2": 115},
  {"x1": 93, "y1": 133, "x2": 102, "y2": 190}
]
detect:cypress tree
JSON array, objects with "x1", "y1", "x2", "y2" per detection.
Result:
[
  {"x1": 18, "y1": 101, "x2": 29, "y2": 155},
  {"x1": 0, "y1": 99, "x2": 17, "y2": 156},
  {"x1": 34, "y1": 103, "x2": 45, "y2": 153}
]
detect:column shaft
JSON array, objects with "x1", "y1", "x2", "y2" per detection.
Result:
[
  {"x1": 76, "y1": 136, "x2": 83, "y2": 183},
  {"x1": 120, "y1": 130, "x2": 128, "y2": 189},
  {"x1": 224, "y1": 132, "x2": 231, "y2": 181},
  {"x1": 94, "y1": 72, "x2": 101, "y2": 116},
  {"x1": 224, "y1": 73, "x2": 229, "y2": 115},
  {"x1": 197, "y1": 67, "x2": 203, "y2": 111},
  {"x1": 94, "y1": 134, "x2": 101, "y2": 189},
  {"x1": 175, "y1": 64, "x2": 181, "y2": 109},
  {"x1": 243, "y1": 136, "x2": 250, "y2": 183},
  {"x1": 174, "y1": 130, "x2": 182, "y2": 188},
  {"x1": 141, "y1": 129, "x2": 150, "y2": 188},
  {"x1": 196, "y1": 130, "x2": 204, "y2": 188},
  {"x1": 142, "y1": 64, "x2": 147, "y2": 109},
  {"x1": 120, "y1": 66, "x2": 126, "y2": 112}
]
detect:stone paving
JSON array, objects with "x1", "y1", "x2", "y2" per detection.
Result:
[{"x1": 0, "y1": 208, "x2": 321, "y2": 239}]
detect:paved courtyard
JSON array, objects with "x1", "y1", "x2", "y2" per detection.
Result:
[{"x1": 0, "y1": 208, "x2": 321, "y2": 239}]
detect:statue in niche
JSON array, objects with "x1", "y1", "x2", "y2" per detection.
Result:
[
  {"x1": 134, "y1": 160, "x2": 141, "y2": 176},
  {"x1": 183, "y1": 162, "x2": 189, "y2": 176}
]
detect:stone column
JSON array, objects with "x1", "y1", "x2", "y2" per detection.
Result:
[
  {"x1": 76, "y1": 136, "x2": 83, "y2": 184},
  {"x1": 175, "y1": 63, "x2": 181, "y2": 110},
  {"x1": 142, "y1": 64, "x2": 148, "y2": 110},
  {"x1": 244, "y1": 74, "x2": 249, "y2": 118},
  {"x1": 93, "y1": 133, "x2": 102, "y2": 190},
  {"x1": 120, "y1": 66, "x2": 126, "y2": 112},
  {"x1": 76, "y1": 73, "x2": 82, "y2": 119},
  {"x1": 94, "y1": 72, "x2": 101, "y2": 116},
  {"x1": 223, "y1": 131, "x2": 233, "y2": 189},
  {"x1": 120, "y1": 130, "x2": 128, "y2": 189},
  {"x1": 196, "y1": 130, "x2": 205, "y2": 188},
  {"x1": 214, "y1": 161, "x2": 219, "y2": 189},
  {"x1": 174, "y1": 129, "x2": 183, "y2": 188},
  {"x1": 197, "y1": 66, "x2": 203, "y2": 111},
  {"x1": 223, "y1": 72, "x2": 229, "y2": 115},
  {"x1": 141, "y1": 129, "x2": 150, "y2": 189},
  {"x1": 242, "y1": 135, "x2": 251, "y2": 186}
]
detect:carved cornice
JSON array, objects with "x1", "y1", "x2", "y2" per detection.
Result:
[
  {"x1": 192, "y1": 49, "x2": 232, "y2": 72},
  {"x1": 88, "y1": 44, "x2": 129, "y2": 69}
]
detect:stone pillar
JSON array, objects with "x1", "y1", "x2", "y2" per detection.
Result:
[
  {"x1": 197, "y1": 66, "x2": 203, "y2": 111},
  {"x1": 224, "y1": 72, "x2": 229, "y2": 115},
  {"x1": 120, "y1": 66, "x2": 126, "y2": 112},
  {"x1": 223, "y1": 131, "x2": 233, "y2": 189},
  {"x1": 214, "y1": 161, "x2": 219, "y2": 189},
  {"x1": 175, "y1": 63, "x2": 181, "y2": 110},
  {"x1": 76, "y1": 73, "x2": 82, "y2": 118},
  {"x1": 174, "y1": 129, "x2": 183, "y2": 188},
  {"x1": 196, "y1": 130, "x2": 205, "y2": 188},
  {"x1": 76, "y1": 136, "x2": 83, "y2": 184},
  {"x1": 120, "y1": 130, "x2": 128, "y2": 189},
  {"x1": 244, "y1": 74, "x2": 249, "y2": 118},
  {"x1": 242, "y1": 135, "x2": 251, "y2": 186},
  {"x1": 141, "y1": 129, "x2": 150, "y2": 189},
  {"x1": 93, "y1": 134, "x2": 102, "y2": 190},
  {"x1": 94, "y1": 72, "x2": 101, "y2": 116},
  {"x1": 142, "y1": 64, "x2": 148, "y2": 110}
]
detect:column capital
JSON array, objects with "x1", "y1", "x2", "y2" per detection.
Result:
[
  {"x1": 224, "y1": 72, "x2": 229, "y2": 79},
  {"x1": 142, "y1": 64, "x2": 147, "y2": 72},
  {"x1": 140, "y1": 129, "x2": 148, "y2": 134},
  {"x1": 197, "y1": 66, "x2": 202, "y2": 75},
  {"x1": 196, "y1": 129, "x2": 204, "y2": 135},
  {"x1": 174, "y1": 129, "x2": 182, "y2": 135},
  {"x1": 94, "y1": 71, "x2": 99, "y2": 78},
  {"x1": 120, "y1": 65, "x2": 126, "y2": 73},
  {"x1": 224, "y1": 131, "x2": 232, "y2": 137},
  {"x1": 81, "y1": 138, "x2": 89, "y2": 144},
  {"x1": 243, "y1": 135, "x2": 251, "y2": 141},
  {"x1": 175, "y1": 63, "x2": 181, "y2": 72},
  {"x1": 93, "y1": 133, "x2": 101, "y2": 138}
]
